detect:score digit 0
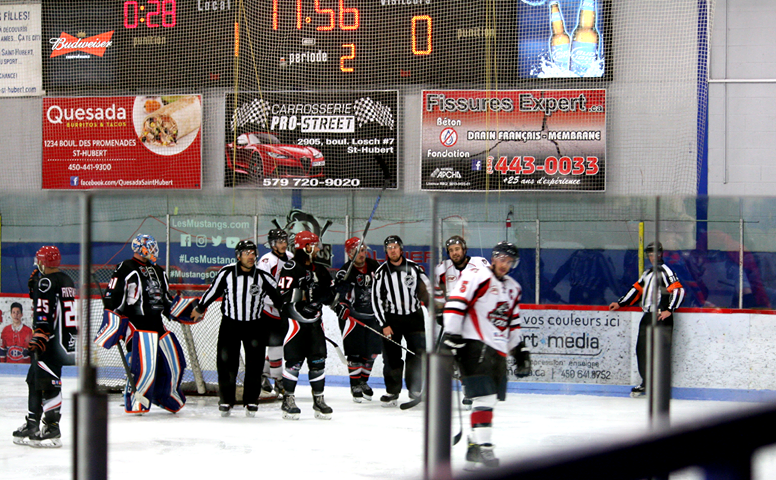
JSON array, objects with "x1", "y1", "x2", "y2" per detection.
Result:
[{"x1": 412, "y1": 15, "x2": 432, "y2": 55}]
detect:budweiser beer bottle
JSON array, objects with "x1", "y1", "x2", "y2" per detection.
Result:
[
  {"x1": 569, "y1": 0, "x2": 599, "y2": 76},
  {"x1": 549, "y1": 1, "x2": 570, "y2": 68}
]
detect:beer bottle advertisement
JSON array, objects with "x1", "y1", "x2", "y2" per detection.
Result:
[{"x1": 517, "y1": 0, "x2": 606, "y2": 79}]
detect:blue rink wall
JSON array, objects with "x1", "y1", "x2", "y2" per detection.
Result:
[{"x1": 4, "y1": 241, "x2": 776, "y2": 310}]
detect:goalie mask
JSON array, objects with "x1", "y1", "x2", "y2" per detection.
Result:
[
  {"x1": 35, "y1": 245, "x2": 61, "y2": 273},
  {"x1": 132, "y1": 234, "x2": 159, "y2": 263}
]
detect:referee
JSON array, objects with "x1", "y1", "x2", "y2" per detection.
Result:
[
  {"x1": 371, "y1": 235, "x2": 430, "y2": 407},
  {"x1": 191, "y1": 240, "x2": 280, "y2": 416}
]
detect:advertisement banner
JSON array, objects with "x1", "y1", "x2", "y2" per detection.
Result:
[
  {"x1": 421, "y1": 89, "x2": 606, "y2": 192},
  {"x1": 42, "y1": 96, "x2": 202, "y2": 189},
  {"x1": 0, "y1": 4, "x2": 42, "y2": 96},
  {"x1": 508, "y1": 308, "x2": 630, "y2": 384},
  {"x1": 225, "y1": 91, "x2": 398, "y2": 189}
]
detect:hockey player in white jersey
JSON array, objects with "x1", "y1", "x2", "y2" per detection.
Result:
[
  {"x1": 441, "y1": 241, "x2": 531, "y2": 470},
  {"x1": 258, "y1": 228, "x2": 293, "y2": 398},
  {"x1": 433, "y1": 235, "x2": 490, "y2": 408}
]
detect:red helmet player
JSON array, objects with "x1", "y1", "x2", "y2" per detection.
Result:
[
  {"x1": 345, "y1": 237, "x2": 365, "y2": 259},
  {"x1": 35, "y1": 245, "x2": 61, "y2": 273}
]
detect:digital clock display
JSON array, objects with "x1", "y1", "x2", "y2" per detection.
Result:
[{"x1": 123, "y1": 0, "x2": 178, "y2": 29}]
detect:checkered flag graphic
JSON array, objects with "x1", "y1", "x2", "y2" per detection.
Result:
[
  {"x1": 353, "y1": 97, "x2": 394, "y2": 130},
  {"x1": 230, "y1": 98, "x2": 271, "y2": 131}
]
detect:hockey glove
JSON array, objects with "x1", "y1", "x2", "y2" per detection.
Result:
[
  {"x1": 333, "y1": 302, "x2": 350, "y2": 322},
  {"x1": 441, "y1": 333, "x2": 466, "y2": 354},
  {"x1": 510, "y1": 341, "x2": 531, "y2": 378},
  {"x1": 299, "y1": 301, "x2": 322, "y2": 319},
  {"x1": 28, "y1": 328, "x2": 50, "y2": 354},
  {"x1": 28, "y1": 269, "x2": 40, "y2": 296}
]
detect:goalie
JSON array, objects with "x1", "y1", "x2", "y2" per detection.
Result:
[{"x1": 94, "y1": 234, "x2": 187, "y2": 414}]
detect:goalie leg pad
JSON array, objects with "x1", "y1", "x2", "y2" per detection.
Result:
[
  {"x1": 153, "y1": 332, "x2": 187, "y2": 413},
  {"x1": 95, "y1": 310, "x2": 130, "y2": 349},
  {"x1": 126, "y1": 330, "x2": 158, "y2": 414}
]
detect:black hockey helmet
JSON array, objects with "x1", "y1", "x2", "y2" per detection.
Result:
[
  {"x1": 491, "y1": 241, "x2": 519, "y2": 270},
  {"x1": 644, "y1": 241, "x2": 663, "y2": 255},
  {"x1": 445, "y1": 235, "x2": 467, "y2": 256},
  {"x1": 235, "y1": 240, "x2": 258, "y2": 258},
  {"x1": 268, "y1": 228, "x2": 289, "y2": 246},
  {"x1": 384, "y1": 235, "x2": 403, "y2": 252}
]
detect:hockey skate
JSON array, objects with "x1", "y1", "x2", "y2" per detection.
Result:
[
  {"x1": 246, "y1": 404, "x2": 258, "y2": 417},
  {"x1": 273, "y1": 378, "x2": 286, "y2": 398},
  {"x1": 219, "y1": 404, "x2": 232, "y2": 417},
  {"x1": 380, "y1": 393, "x2": 399, "y2": 407},
  {"x1": 350, "y1": 385, "x2": 363, "y2": 403},
  {"x1": 465, "y1": 438, "x2": 499, "y2": 470},
  {"x1": 12, "y1": 417, "x2": 39, "y2": 446},
  {"x1": 360, "y1": 382, "x2": 373, "y2": 401},
  {"x1": 29, "y1": 422, "x2": 62, "y2": 449},
  {"x1": 630, "y1": 384, "x2": 646, "y2": 398},
  {"x1": 312, "y1": 394, "x2": 333, "y2": 420},
  {"x1": 281, "y1": 394, "x2": 301, "y2": 420}
]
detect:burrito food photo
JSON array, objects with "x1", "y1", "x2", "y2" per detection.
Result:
[{"x1": 139, "y1": 95, "x2": 201, "y2": 147}]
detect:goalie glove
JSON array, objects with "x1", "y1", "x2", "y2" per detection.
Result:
[
  {"x1": 333, "y1": 302, "x2": 350, "y2": 322},
  {"x1": 169, "y1": 296, "x2": 201, "y2": 325},
  {"x1": 510, "y1": 341, "x2": 531, "y2": 378},
  {"x1": 28, "y1": 328, "x2": 50, "y2": 354}
]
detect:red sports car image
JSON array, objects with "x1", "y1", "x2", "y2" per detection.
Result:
[{"x1": 225, "y1": 132, "x2": 325, "y2": 185}]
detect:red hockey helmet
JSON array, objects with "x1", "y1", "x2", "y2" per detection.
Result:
[
  {"x1": 294, "y1": 231, "x2": 321, "y2": 251},
  {"x1": 345, "y1": 237, "x2": 365, "y2": 258},
  {"x1": 35, "y1": 245, "x2": 61, "y2": 271}
]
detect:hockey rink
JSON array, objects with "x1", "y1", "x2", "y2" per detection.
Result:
[{"x1": 1, "y1": 374, "x2": 775, "y2": 480}]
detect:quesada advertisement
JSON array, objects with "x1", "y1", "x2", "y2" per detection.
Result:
[
  {"x1": 421, "y1": 89, "x2": 606, "y2": 192},
  {"x1": 42, "y1": 95, "x2": 202, "y2": 189},
  {"x1": 225, "y1": 91, "x2": 398, "y2": 189}
]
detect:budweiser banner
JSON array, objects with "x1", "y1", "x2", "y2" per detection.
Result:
[
  {"x1": 42, "y1": 96, "x2": 202, "y2": 189},
  {"x1": 421, "y1": 89, "x2": 606, "y2": 191},
  {"x1": 0, "y1": 4, "x2": 42, "y2": 97}
]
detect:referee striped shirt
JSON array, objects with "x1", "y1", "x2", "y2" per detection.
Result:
[
  {"x1": 617, "y1": 263, "x2": 685, "y2": 313},
  {"x1": 197, "y1": 262, "x2": 278, "y2": 322},
  {"x1": 371, "y1": 257, "x2": 430, "y2": 326}
]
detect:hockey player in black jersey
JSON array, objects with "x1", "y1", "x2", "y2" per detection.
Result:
[
  {"x1": 13, "y1": 246, "x2": 77, "y2": 448},
  {"x1": 333, "y1": 237, "x2": 381, "y2": 402},
  {"x1": 277, "y1": 231, "x2": 336, "y2": 420},
  {"x1": 95, "y1": 234, "x2": 187, "y2": 414}
]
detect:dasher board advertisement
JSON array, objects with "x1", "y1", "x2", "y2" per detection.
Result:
[
  {"x1": 420, "y1": 89, "x2": 606, "y2": 192},
  {"x1": 42, "y1": 95, "x2": 202, "y2": 189},
  {"x1": 225, "y1": 91, "x2": 398, "y2": 189}
]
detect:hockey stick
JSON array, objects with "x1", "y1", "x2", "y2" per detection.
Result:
[
  {"x1": 93, "y1": 275, "x2": 150, "y2": 409},
  {"x1": 330, "y1": 155, "x2": 390, "y2": 309},
  {"x1": 346, "y1": 315, "x2": 415, "y2": 356},
  {"x1": 324, "y1": 333, "x2": 348, "y2": 365}
]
